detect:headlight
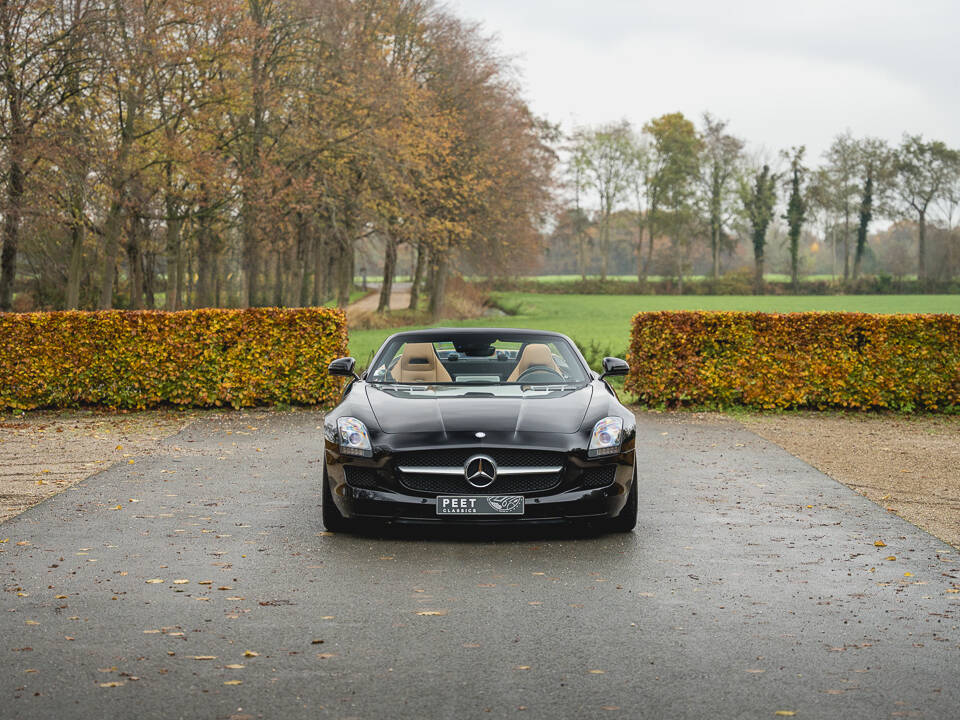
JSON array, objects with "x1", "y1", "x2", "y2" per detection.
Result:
[
  {"x1": 337, "y1": 417, "x2": 372, "y2": 457},
  {"x1": 588, "y1": 417, "x2": 623, "y2": 457}
]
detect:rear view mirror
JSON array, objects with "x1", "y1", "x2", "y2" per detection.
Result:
[{"x1": 599, "y1": 357, "x2": 629, "y2": 380}]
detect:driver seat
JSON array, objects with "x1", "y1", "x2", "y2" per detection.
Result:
[
  {"x1": 506, "y1": 343, "x2": 560, "y2": 382},
  {"x1": 395, "y1": 343, "x2": 453, "y2": 383}
]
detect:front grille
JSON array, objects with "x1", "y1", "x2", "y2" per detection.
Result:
[
  {"x1": 397, "y1": 448, "x2": 564, "y2": 469},
  {"x1": 400, "y1": 471, "x2": 560, "y2": 495},
  {"x1": 581, "y1": 465, "x2": 617, "y2": 489},
  {"x1": 344, "y1": 466, "x2": 379, "y2": 489}
]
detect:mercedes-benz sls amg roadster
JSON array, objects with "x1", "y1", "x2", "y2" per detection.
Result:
[{"x1": 322, "y1": 328, "x2": 637, "y2": 532}]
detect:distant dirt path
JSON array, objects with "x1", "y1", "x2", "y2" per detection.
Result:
[{"x1": 347, "y1": 288, "x2": 412, "y2": 315}]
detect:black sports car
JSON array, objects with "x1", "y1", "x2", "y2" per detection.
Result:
[{"x1": 322, "y1": 328, "x2": 636, "y2": 532}]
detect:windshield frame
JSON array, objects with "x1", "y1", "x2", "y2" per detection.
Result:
[{"x1": 365, "y1": 329, "x2": 592, "y2": 387}]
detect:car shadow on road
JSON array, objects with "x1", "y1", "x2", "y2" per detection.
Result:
[{"x1": 336, "y1": 521, "x2": 619, "y2": 544}]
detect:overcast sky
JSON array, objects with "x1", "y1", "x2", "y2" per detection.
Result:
[{"x1": 447, "y1": 0, "x2": 960, "y2": 163}]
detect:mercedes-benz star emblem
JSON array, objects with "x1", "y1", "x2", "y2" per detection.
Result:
[{"x1": 464, "y1": 454, "x2": 497, "y2": 488}]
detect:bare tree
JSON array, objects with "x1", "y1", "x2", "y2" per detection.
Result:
[
  {"x1": 893, "y1": 134, "x2": 960, "y2": 288},
  {"x1": 698, "y1": 113, "x2": 744, "y2": 283},
  {"x1": 570, "y1": 121, "x2": 635, "y2": 281}
]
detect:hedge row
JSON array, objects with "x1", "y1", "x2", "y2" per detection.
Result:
[
  {"x1": 0, "y1": 308, "x2": 348, "y2": 410},
  {"x1": 624, "y1": 311, "x2": 960, "y2": 411}
]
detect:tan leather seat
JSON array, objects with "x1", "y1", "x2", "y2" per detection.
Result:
[
  {"x1": 506, "y1": 343, "x2": 560, "y2": 382},
  {"x1": 395, "y1": 343, "x2": 453, "y2": 383}
]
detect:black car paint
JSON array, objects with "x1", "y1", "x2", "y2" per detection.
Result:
[{"x1": 323, "y1": 328, "x2": 637, "y2": 525}]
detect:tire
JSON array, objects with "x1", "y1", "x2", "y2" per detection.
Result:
[
  {"x1": 605, "y1": 466, "x2": 638, "y2": 533},
  {"x1": 321, "y1": 461, "x2": 353, "y2": 533}
]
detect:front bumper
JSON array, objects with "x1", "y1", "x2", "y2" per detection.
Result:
[{"x1": 324, "y1": 437, "x2": 636, "y2": 524}]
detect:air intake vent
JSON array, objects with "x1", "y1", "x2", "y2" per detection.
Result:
[
  {"x1": 343, "y1": 466, "x2": 379, "y2": 489},
  {"x1": 581, "y1": 465, "x2": 617, "y2": 489}
]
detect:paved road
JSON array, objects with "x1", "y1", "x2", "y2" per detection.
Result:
[{"x1": 2, "y1": 411, "x2": 958, "y2": 720}]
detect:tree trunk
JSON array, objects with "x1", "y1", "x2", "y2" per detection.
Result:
[
  {"x1": 753, "y1": 234, "x2": 764, "y2": 295},
  {"x1": 241, "y1": 201, "x2": 259, "y2": 307},
  {"x1": 635, "y1": 214, "x2": 646, "y2": 284},
  {"x1": 143, "y1": 251, "x2": 156, "y2": 309},
  {"x1": 842, "y1": 208, "x2": 851, "y2": 283},
  {"x1": 335, "y1": 225, "x2": 354, "y2": 307},
  {"x1": 164, "y1": 191, "x2": 182, "y2": 310},
  {"x1": 853, "y1": 175, "x2": 872, "y2": 281},
  {"x1": 377, "y1": 234, "x2": 398, "y2": 313},
  {"x1": 99, "y1": 199, "x2": 125, "y2": 309},
  {"x1": 312, "y1": 234, "x2": 327, "y2": 306},
  {"x1": 409, "y1": 244, "x2": 425, "y2": 310},
  {"x1": 643, "y1": 204, "x2": 657, "y2": 278},
  {"x1": 917, "y1": 210, "x2": 927, "y2": 289},
  {"x1": 65, "y1": 177, "x2": 86, "y2": 309},
  {"x1": 599, "y1": 207, "x2": 610, "y2": 282},
  {"x1": 196, "y1": 211, "x2": 216, "y2": 308},
  {"x1": 429, "y1": 252, "x2": 447, "y2": 321},
  {"x1": 126, "y1": 213, "x2": 146, "y2": 310},
  {"x1": 0, "y1": 156, "x2": 24, "y2": 311}
]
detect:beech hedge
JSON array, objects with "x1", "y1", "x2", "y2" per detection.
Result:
[
  {"x1": 624, "y1": 311, "x2": 960, "y2": 411},
  {"x1": 0, "y1": 308, "x2": 348, "y2": 410}
]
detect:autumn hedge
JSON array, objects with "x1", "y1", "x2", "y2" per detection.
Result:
[
  {"x1": 624, "y1": 312, "x2": 960, "y2": 411},
  {"x1": 0, "y1": 308, "x2": 348, "y2": 410}
]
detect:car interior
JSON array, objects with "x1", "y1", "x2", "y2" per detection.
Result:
[{"x1": 372, "y1": 337, "x2": 584, "y2": 385}]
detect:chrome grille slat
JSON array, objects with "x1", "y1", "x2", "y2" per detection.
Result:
[{"x1": 397, "y1": 465, "x2": 563, "y2": 476}]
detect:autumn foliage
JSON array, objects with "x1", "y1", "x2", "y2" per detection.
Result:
[
  {"x1": 625, "y1": 312, "x2": 960, "y2": 411},
  {"x1": 0, "y1": 309, "x2": 347, "y2": 410}
]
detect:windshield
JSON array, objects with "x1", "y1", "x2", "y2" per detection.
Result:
[{"x1": 367, "y1": 332, "x2": 589, "y2": 386}]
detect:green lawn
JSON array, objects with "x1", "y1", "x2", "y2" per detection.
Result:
[
  {"x1": 524, "y1": 273, "x2": 852, "y2": 283},
  {"x1": 347, "y1": 293, "x2": 960, "y2": 369}
]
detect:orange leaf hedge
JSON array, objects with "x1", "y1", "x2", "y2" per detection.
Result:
[
  {"x1": 624, "y1": 312, "x2": 960, "y2": 411},
  {"x1": 0, "y1": 308, "x2": 348, "y2": 410}
]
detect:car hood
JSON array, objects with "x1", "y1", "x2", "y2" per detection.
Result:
[{"x1": 364, "y1": 384, "x2": 595, "y2": 434}]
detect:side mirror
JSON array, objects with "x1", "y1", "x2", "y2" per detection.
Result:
[
  {"x1": 599, "y1": 357, "x2": 629, "y2": 380},
  {"x1": 328, "y1": 357, "x2": 360, "y2": 381}
]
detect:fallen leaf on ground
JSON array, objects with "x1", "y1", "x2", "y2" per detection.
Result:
[
  {"x1": 244, "y1": 650, "x2": 259, "y2": 657},
  {"x1": 224, "y1": 664, "x2": 245, "y2": 669},
  {"x1": 223, "y1": 680, "x2": 243, "y2": 686},
  {"x1": 588, "y1": 670, "x2": 605, "y2": 674},
  {"x1": 173, "y1": 579, "x2": 189, "y2": 585},
  {"x1": 874, "y1": 540, "x2": 886, "y2": 547},
  {"x1": 99, "y1": 682, "x2": 124, "y2": 688},
  {"x1": 316, "y1": 653, "x2": 335, "y2": 659},
  {"x1": 192, "y1": 656, "x2": 217, "y2": 660},
  {"x1": 514, "y1": 665, "x2": 531, "y2": 670},
  {"x1": 774, "y1": 712, "x2": 796, "y2": 717},
  {"x1": 145, "y1": 579, "x2": 164, "y2": 584}
]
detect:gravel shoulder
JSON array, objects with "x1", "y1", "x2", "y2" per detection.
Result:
[{"x1": 0, "y1": 411, "x2": 195, "y2": 524}]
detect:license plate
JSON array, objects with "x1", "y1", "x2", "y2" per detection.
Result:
[{"x1": 436, "y1": 496, "x2": 524, "y2": 516}]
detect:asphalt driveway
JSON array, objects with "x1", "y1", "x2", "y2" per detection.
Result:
[{"x1": 2, "y1": 411, "x2": 958, "y2": 719}]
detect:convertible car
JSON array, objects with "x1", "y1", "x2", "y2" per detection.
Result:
[{"x1": 322, "y1": 328, "x2": 637, "y2": 532}]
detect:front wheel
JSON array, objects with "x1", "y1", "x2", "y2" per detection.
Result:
[
  {"x1": 321, "y1": 461, "x2": 353, "y2": 533},
  {"x1": 605, "y1": 466, "x2": 637, "y2": 533}
]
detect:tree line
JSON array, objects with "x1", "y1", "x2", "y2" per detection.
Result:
[
  {"x1": 0, "y1": 0, "x2": 554, "y2": 314},
  {"x1": 564, "y1": 114, "x2": 960, "y2": 292}
]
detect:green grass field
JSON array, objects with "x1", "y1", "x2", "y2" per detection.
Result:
[
  {"x1": 347, "y1": 292, "x2": 960, "y2": 369},
  {"x1": 524, "y1": 273, "x2": 852, "y2": 283}
]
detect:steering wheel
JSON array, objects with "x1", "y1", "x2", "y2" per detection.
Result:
[{"x1": 516, "y1": 365, "x2": 564, "y2": 382}]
